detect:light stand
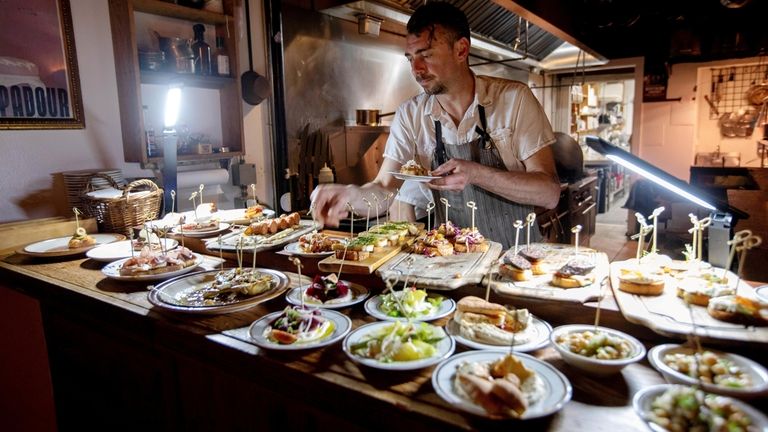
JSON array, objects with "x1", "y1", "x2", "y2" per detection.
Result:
[
  {"x1": 585, "y1": 136, "x2": 748, "y2": 268},
  {"x1": 161, "y1": 85, "x2": 182, "y2": 215}
]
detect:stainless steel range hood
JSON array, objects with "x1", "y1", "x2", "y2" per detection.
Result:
[{"x1": 317, "y1": 0, "x2": 608, "y2": 72}]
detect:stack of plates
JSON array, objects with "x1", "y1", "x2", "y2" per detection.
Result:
[{"x1": 63, "y1": 169, "x2": 125, "y2": 214}]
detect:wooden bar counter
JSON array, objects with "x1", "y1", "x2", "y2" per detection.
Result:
[{"x1": 1, "y1": 229, "x2": 764, "y2": 431}]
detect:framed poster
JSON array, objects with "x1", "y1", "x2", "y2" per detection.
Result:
[{"x1": 0, "y1": 0, "x2": 85, "y2": 129}]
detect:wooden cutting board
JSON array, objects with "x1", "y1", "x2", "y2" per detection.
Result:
[
  {"x1": 489, "y1": 243, "x2": 610, "y2": 304},
  {"x1": 376, "y1": 241, "x2": 503, "y2": 290},
  {"x1": 609, "y1": 260, "x2": 768, "y2": 344},
  {"x1": 317, "y1": 244, "x2": 405, "y2": 274}
]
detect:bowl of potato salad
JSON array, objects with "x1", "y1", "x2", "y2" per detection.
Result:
[{"x1": 551, "y1": 324, "x2": 646, "y2": 375}]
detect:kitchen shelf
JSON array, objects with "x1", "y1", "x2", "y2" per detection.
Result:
[
  {"x1": 132, "y1": 0, "x2": 233, "y2": 24},
  {"x1": 146, "y1": 151, "x2": 243, "y2": 164},
  {"x1": 140, "y1": 70, "x2": 234, "y2": 89}
]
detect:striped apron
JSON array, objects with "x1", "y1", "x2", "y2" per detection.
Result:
[{"x1": 431, "y1": 105, "x2": 540, "y2": 249}]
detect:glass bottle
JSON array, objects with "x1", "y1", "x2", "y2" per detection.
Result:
[
  {"x1": 191, "y1": 23, "x2": 212, "y2": 75},
  {"x1": 215, "y1": 36, "x2": 230, "y2": 76}
]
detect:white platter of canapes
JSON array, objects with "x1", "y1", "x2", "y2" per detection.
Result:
[
  {"x1": 445, "y1": 296, "x2": 552, "y2": 353},
  {"x1": 633, "y1": 384, "x2": 768, "y2": 432},
  {"x1": 431, "y1": 350, "x2": 572, "y2": 420},
  {"x1": 647, "y1": 343, "x2": 768, "y2": 399}
]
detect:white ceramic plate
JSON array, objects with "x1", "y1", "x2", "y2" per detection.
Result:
[
  {"x1": 364, "y1": 294, "x2": 456, "y2": 322},
  {"x1": 647, "y1": 344, "x2": 768, "y2": 398},
  {"x1": 171, "y1": 222, "x2": 231, "y2": 237},
  {"x1": 206, "y1": 221, "x2": 318, "y2": 252},
  {"x1": 101, "y1": 253, "x2": 204, "y2": 281},
  {"x1": 446, "y1": 315, "x2": 552, "y2": 353},
  {"x1": 550, "y1": 324, "x2": 646, "y2": 375},
  {"x1": 342, "y1": 321, "x2": 455, "y2": 370},
  {"x1": 387, "y1": 171, "x2": 441, "y2": 182},
  {"x1": 22, "y1": 233, "x2": 125, "y2": 257},
  {"x1": 432, "y1": 350, "x2": 572, "y2": 419},
  {"x1": 248, "y1": 308, "x2": 352, "y2": 351},
  {"x1": 632, "y1": 384, "x2": 768, "y2": 432},
  {"x1": 285, "y1": 282, "x2": 369, "y2": 309},
  {"x1": 755, "y1": 285, "x2": 768, "y2": 303},
  {"x1": 86, "y1": 239, "x2": 179, "y2": 262},
  {"x1": 215, "y1": 208, "x2": 275, "y2": 224},
  {"x1": 147, "y1": 268, "x2": 290, "y2": 314},
  {"x1": 283, "y1": 241, "x2": 335, "y2": 257}
]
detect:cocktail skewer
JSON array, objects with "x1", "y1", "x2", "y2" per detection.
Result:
[
  {"x1": 649, "y1": 207, "x2": 665, "y2": 254},
  {"x1": 513, "y1": 220, "x2": 523, "y2": 255},
  {"x1": 426, "y1": 201, "x2": 435, "y2": 231},
  {"x1": 525, "y1": 212, "x2": 536, "y2": 249},
  {"x1": 571, "y1": 224, "x2": 582, "y2": 254},
  {"x1": 362, "y1": 198, "x2": 372, "y2": 232},
  {"x1": 466, "y1": 201, "x2": 477, "y2": 232},
  {"x1": 440, "y1": 198, "x2": 451, "y2": 224}
]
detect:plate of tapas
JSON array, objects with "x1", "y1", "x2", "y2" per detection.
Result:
[
  {"x1": 647, "y1": 344, "x2": 768, "y2": 398},
  {"x1": 171, "y1": 221, "x2": 231, "y2": 238},
  {"x1": 432, "y1": 350, "x2": 572, "y2": 419},
  {"x1": 147, "y1": 267, "x2": 290, "y2": 314},
  {"x1": 285, "y1": 275, "x2": 369, "y2": 309},
  {"x1": 101, "y1": 247, "x2": 203, "y2": 281},
  {"x1": 342, "y1": 320, "x2": 455, "y2": 370},
  {"x1": 633, "y1": 384, "x2": 768, "y2": 432},
  {"x1": 215, "y1": 207, "x2": 275, "y2": 224},
  {"x1": 388, "y1": 172, "x2": 441, "y2": 182},
  {"x1": 22, "y1": 232, "x2": 125, "y2": 257},
  {"x1": 206, "y1": 215, "x2": 317, "y2": 252},
  {"x1": 248, "y1": 307, "x2": 352, "y2": 350},
  {"x1": 86, "y1": 238, "x2": 179, "y2": 262},
  {"x1": 364, "y1": 288, "x2": 456, "y2": 322},
  {"x1": 283, "y1": 231, "x2": 346, "y2": 257},
  {"x1": 445, "y1": 296, "x2": 552, "y2": 353}
]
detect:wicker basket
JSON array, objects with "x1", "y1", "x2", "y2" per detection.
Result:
[{"x1": 81, "y1": 174, "x2": 163, "y2": 236}]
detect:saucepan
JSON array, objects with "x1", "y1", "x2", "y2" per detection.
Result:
[{"x1": 356, "y1": 109, "x2": 395, "y2": 126}]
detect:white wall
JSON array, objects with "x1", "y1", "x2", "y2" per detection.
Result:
[{"x1": 0, "y1": 0, "x2": 272, "y2": 223}]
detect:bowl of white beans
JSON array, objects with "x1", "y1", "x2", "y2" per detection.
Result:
[{"x1": 550, "y1": 324, "x2": 646, "y2": 375}]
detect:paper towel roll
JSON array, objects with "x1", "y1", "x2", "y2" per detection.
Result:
[{"x1": 177, "y1": 169, "x2": 229, "y2": 189}]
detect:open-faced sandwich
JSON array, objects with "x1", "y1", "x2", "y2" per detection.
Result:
[
  {"x1": 454, "y1": 353, "x2": 544, "y2": 418},
  {"x1": 68, "y1": 227, "x2": 97, "y2": 249},
  {"x1": 707, "y1": 295, "x2": 768, "y2": 326},
  {"x1": 454, "y1": 228, "x2": 490, "y2": 253},
  {"x1": 331, "y1": 235, "x2": 383, "y2": 261},
  {"x1": 499, "y1": 253, "x2": 533, "y2": 281},
  {"x1": 453, "y1": 296, "x2": 533, "y2": 346},
  {"x1": 119, "y1": 246, "x2": 197, "y2": 276},
  {"x1": 675, "y1": 270, "x2": 733, "y2": 306},
  {"x1": 399, "y1": 159, "x2": 429, "y2": 176},
  {"x1": 297, "y1": 231, "x2": 343, "y2": 254},
  {"x1": 518, "y1": 246, "x2": 547, "y2": 275},
  {"x1": 551, "y1": 258, "x2": 596, "y2": 288},
  {"x1": 617, "y1": 263, "x2": 666, "y2": 295},
  {"x1": 265, "y1": 306, "x2": 334, "y2": 345},
  {"x1": 304, "y1": 274, "x2": 352, "y2": 304},
  {"x1": 409, "y1": 229, "x2": 454, "y2": 257}
]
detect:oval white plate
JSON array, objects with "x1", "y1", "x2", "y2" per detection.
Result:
[
  {"x1": 101, "y1": 253, "x2": 204, "y2": 281},
  {"x1": 22, "y1": 233, "x2": 125, "y2": 257},
  {"x1": 285, "y1": 282, "x2": 369, "y2": 309},
  {"x1": 632, "y1": 384, "x2": 768, "y2": 432},
  {"x1": 387, "y1": 171, "x2": 441, "y2": 182},
  {"x1": 86, "y1": 239, "x2": 179, "y2": 262},
  {"x1": 647, "y1": 344, "x2": 768, "y2": 398},
  {"x1": 446, "y1": 315, "x2": 552, "y2": 353},
  {"x1": 248, "y1": 308, "x2": 351, "y2": 351},
  {"x1": 432, "y1": 350, "x2": 572, "y2": 420},
  {"x1": 148, "y1": 268, "x2": 289, "y2": 314},
  {"x1": 215, "y1": 208, "x2": 275, "y2": 224},
  {"x1": 283, "y1": 241, "x2": 335, "y2": 257},
  {"x1": 171, "y1": 222, "x2": 231, "y2": 237},
  {"x1": 756, "y1": 285, "x2": 768, "y2": 303},
  {"x1": 364, "y1": 294, "x2": 456, "y2": 322},
  {"x1": 342, "y1": 321, "x2": 455, "y2": 370}
]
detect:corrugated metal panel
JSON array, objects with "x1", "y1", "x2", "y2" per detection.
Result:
[{"x1": 399, "y1": 0, "x2": 563, "y2": 61}]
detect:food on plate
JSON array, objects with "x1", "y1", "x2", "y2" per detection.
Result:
[
  {"x1": 331, "y1": 235, "x2": 380, "y2": 261},
  {"x1": 454, "y1": 296, "x2": 533, "y2": 346},
  {"x1": 119, "y1": 246, "x2": 197, "y2": 276},
  {"x1": 454, "y1": 228, "x2": 490, "y2": 253},
  {"x1": 244, "y1": 212, "x2": 301, "y2": 236},
  {"x1": 378, "y1": 287, "x2": 444, "y2": 319},
  {"x1": 646, "y1": 385, "x2": 754, "y2": 432},
  {"x1": 349, "y1": 321, "x2": 445, "y2": 362},
  {"x1": 399, "y1": 159, "x2": 429, "y2": 176},
  {"x1": 131, "y1": 230, "x2": 162, "y2": 251},
  {"x1": 297, "y1": 231, "x2": 343, "y2": 254},
  {"x1": 662, "y1": 350, "x2": 752, "y2": 389},
  {"x1": 180, "y1": 218, "x2": 220, "y2": 233},
  {"x1": 363, "y1": 221, "x2": 419, "y2": 246},
  {"x1": 555, "y1": 329, "x2": 632, "y2": 360},
  {"x1": 518, "y1": 246, "x2": 547, "y2": 275},
  {"x1": 68, "y1": 227, "x2": 97, "y2": 249},
  {"x1": 244, "y1": 204, "x2": 264, "y2": 220},
  {"x1": 175, "y1": 267, "x2": 274, "y2": 306},
  {"x1": 499, "y1": 253, "x2": 533, "y2": 281},
  {"x1": 264, "y1": 306, "x2": 335, "y2": 345},
  {"x1": 409, "y1": 229, "x2": 455, "y2": 257},
  {"x1": 707, "y1": 295, "x2": 768, "y2": 326},
  {"x1": 437, "y1": 221, "x2": 460, "y2": 239},
  {"x1": 304, "y1": 274, "x2": 352, "y2": 304},
  {"x1": 617, "y1": 265, "x2": 666, "y2": 295},
  {"x1": 371, "y1": 221, "x2": 420, "y2": 236},
  {"x1": 454, "y1": 353, "x2": 545, "y2": 418},
  {"x1": 551, "y1": 258, "x2": 596, "y2": 288},
  {"x1": 675, "y1": 275, "x2": 734, "y2": 306}
]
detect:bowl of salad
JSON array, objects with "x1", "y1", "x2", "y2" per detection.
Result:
[
  {"x1": 550, "y1": 324, "x2": 645, "y2": 375},
  {"x1": 364, "y1": 287, "x2": 455, "y2": 322}
]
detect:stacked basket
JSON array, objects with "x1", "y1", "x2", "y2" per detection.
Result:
[
  {"x1": 63, "y1": 169, "x2": 125, "y2": 216},
  {"x1": 81, "y1": 173, "x2": 163, "y2": 236}
]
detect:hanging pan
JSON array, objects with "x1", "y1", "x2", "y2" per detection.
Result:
[{"x1": 241, "y1": 0, "x2": 270, "y2": 105}]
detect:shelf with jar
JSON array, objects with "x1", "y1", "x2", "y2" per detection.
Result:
[{"x1": 108, "y1": 0, "x2": 243, "y2": 165}]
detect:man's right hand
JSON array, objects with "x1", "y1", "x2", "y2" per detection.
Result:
[{"x1": 309, "y1": 183, "x2": 359, "y2": 227}]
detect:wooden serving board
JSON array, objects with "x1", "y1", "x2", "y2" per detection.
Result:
[
  {"x1": 317, "y1": 244, "x2": 406, "y2": 274},
  {"x1": 375, "y1": 241, "x2": 503, "y2": 290},
  {"x1": 609, "y1": 260, "x2": 768, "y2": 344},
  {"x1": 489, "y1": 243, "x2": 610, "y2": 304}
]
